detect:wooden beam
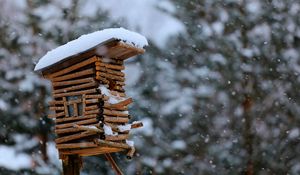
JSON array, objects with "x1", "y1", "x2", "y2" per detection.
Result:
[
  {"x1": 55, "y1": 131, "x2": 95, "y2": 144},
  {"x1": 105, "y1": 134, "x2": 129, "y2": 141},
  {"x1": 82, "y1": 95, "x2": 86, "y2": 115},
  {"x1": 85, "y1": 99, "x2": 99, "y2": 104},
  {"x1": 104, "y1": 102, "x2": 127, "y2": 111},
  {"x1": 95, "y1": 62, "x2": 125, "y2": 70},
  {"x1": 48, "y1": 111, "x2": 65, "y2": 118},
  {"x1": 53, "y1": 81, "x2": 98, "y2": 94},
  {"x1": 104, "y1": 154, "x2": 124, "y2": 175},
  {"x1": 85, "y1": 105, "x2": 98, "y2": 111},
  {"x1": 117, "y1": 41, "x2": 145, "y2": 54},
  {"x1": 95, "y1": 67, "x2": 125, "y2": 77},
  {"x1": 95, "y1": 76, "x2": 110, "y2": 84},
  {"x1": 52, "y1": 68, "x2": 95, "y2": 82},
  {"x1": 103, "y1": 109, "x2": 129, "y2": 118},
  {"x1": 48, "y1": 56, "x2": 97, "y2": 78},
  {"x1": 85, "y1": 94, "x2": 104, "y2": 99},
  {"x1": 96, "y1": 72, "x2": 125, "y2": 82},
  {"x1": 53, "y1": 88, "x2": 97, "y2": 98},
  {"x1": 55, "y1": 124, "x2": 98, "y2": 134},
  {"x1": 56, "y1": 142, "x2": 97, "y2": 149},
  {"x1": 84, "y1": 109, "x2": 100, "y2": 115},
  {"x1": 126, "y1": 146, "x2": 135, "y2": 159},
  {"x1": 49, "y1": 99, "x2": 82, "y2": 106},
  {"x1": 73, "y1": 124, "x2": 103, "y2": 133},
  {"x1": 104, "y1": 121, "x2": 143, "y2": 132},
  {"x1": 115, "y1": 81, "x2": 125, "y2": 86},
  {"x1": 110, "y1": 98, "x2": 132, "y2": 108},
  {"x1": 55, "y1": 114, "x2": 97, "y2": 123},
  {"x1": 73, "y1": 103, "x2": 78, "y2": 116},
  {"x1": 112, "y1": 85, "x2": 125, "y2": 93},
  {"x1": 94, "y1": 139, "x2": 130, "y2": 149},
  {"x1": 59, "y1": 146, "x2": 123, "y2": 156},
  {"x1": 104, "y1": 117, "x2": 129, "y2": 123},
  {"x1": 63, "y1": 97, "x2": 69, "y2": 117},
  {"x1": 49, "y1": 106, "x2": 65, "y2": 111},
  {"x1": 55, "y1": 118, "x2": 98, "y2": 129},
  {"x1": 52, "y1": 77, "x2": 95, "y2": 87},
  {"x1": 109, "y1": 90, "x2": 126, "y2": 97},
  {"x1": 131, "y1": 121, "x2": 143, "y2": 129},
  {"x1": 49, "y1": 100, "x2": 64, "y2": 105},
  {"x1": 62, "y1": 155, "x2": 81, "y2": 175}
]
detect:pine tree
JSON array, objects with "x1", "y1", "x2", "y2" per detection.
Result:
[{"x1": 129, "y1": 0, "x2": 300, "y2": 174}]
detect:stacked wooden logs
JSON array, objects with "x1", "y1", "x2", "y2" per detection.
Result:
[
  {"x1": 95, "y1": 56, "x2": 141, "y2": 158},
  {"x1": 45, "y1": 56, "x2": 142, "y2": 157}
]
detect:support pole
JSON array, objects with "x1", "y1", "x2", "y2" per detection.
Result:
[
  {"x1": 104, "y1": 154, "x2": 124, "y2": 175},
  {"x1": 62, "y1": 155, "x2": 81, "y2": 175}
]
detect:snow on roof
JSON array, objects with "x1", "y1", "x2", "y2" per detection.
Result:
[{"x1": 34, "y1": 28, "x2": 148, "y2": 71}]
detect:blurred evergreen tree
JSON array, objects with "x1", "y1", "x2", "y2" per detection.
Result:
[{"x1": 131, "y1": 0, "x2": 300, "y2": 174}]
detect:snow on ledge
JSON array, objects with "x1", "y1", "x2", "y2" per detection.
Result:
[{"x1": 34, "y1": 28, "x2": 148, "y2": 71}]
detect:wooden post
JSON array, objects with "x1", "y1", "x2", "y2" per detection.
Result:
[{"x1": 62, "y1": 155, "x2": 81, "y2": 175}]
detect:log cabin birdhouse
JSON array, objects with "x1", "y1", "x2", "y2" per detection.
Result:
[{"x1": 34, "y1": 28, "x2": 147, "y2": 173}]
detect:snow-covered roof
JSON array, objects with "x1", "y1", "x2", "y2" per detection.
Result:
[{"x1": 34, "y1": 28, "x2": 148, "y2": 71}]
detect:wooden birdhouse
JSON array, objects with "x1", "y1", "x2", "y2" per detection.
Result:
[{"x1": 34, "y1": 28, "x2": 147, "y2": 174}]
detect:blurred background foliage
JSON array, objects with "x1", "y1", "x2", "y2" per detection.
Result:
[{"x1": 0, "y1": 0, "x2": 300, "y2": 174}]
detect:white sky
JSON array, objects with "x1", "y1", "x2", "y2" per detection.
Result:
[{"x1": 83, "y1": 0, "x2": 185, "y2": 48}]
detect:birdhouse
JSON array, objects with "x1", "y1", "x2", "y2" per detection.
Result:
[{"x1": 34, "y1": 28, "x2": 147, "y2": 170}]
